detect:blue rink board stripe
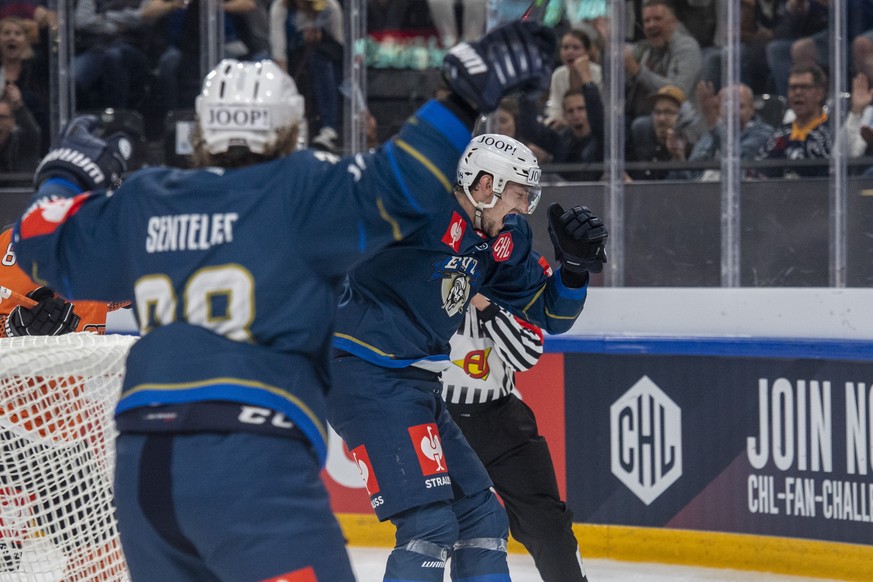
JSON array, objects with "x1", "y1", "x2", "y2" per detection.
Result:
[{"x1": 544, "y1": 335, "x2": 873, "y2": 362}]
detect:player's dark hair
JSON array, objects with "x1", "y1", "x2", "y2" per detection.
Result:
[
  {"x1": 789, "y1": 63, "x2": 827, "y2": 88},
  {"x1": 562, "y1": 87, "x2": 586, "y2": 105},
  {"x1": 564, "y1": 28, "x2": 591, "y2": 52},
  {"x1": 454, "y1": 171, "x2": 490, "y2": 195}
]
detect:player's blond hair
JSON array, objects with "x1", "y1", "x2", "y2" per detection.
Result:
[{"x1": 189, "y1": 124, "x2": 301, "y2": 169}]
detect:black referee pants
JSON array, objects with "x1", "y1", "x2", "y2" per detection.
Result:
[{"x1": 447, "y1": 394, "x2": 587, "y2": 582}]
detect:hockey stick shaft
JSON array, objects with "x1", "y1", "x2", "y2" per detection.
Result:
[
  {"x1": 522, "y1": 0, "x2": 547, "y2": 22},
  {"x1": 0, "y1": 285, "x2": 39, "y2": 309}
]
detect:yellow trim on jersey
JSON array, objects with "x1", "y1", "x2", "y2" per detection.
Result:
[
  {"x1": 544, "y1": 305, "x2": 584, "y2": 320},
  {"x1": 333, "y1": 333, "x2": 396, "y2": 358},
  {"x1": 122, "y1": 377, "x2": 326, "y2": 442},
  {"x1": 375, "y1": 198, "x2": 402, "y2": 241},
  {"x1": 395, "y1": 139, "x2": 453, "y2": 193},
  {"x1": 29, "y1": 262, "x2": 47, "y2": 286},
  {"x1": 522, "y1": 284, "x2": 547, "y2": 313},
  {"x1": 522, "y1": 283, "x2": 583, "y2": 321}
]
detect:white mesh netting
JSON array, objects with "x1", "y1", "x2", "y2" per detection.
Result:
[{"x1": 0, "y1": 334, "x2": 136, "y2": 582}]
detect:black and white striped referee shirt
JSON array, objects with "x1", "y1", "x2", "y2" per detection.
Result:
[{"x1": 440, "y1": 300, "x2": 543, "y2": 405}]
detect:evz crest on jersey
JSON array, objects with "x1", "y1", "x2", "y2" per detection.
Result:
[{"x1": 431, "y1": 256, "x2": 480, "y2": 316}]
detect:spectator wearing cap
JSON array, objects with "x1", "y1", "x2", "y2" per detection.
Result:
[
  {"x1": 754, "y1": 63, "x2": 831, "y2": 179},
  {"x1": 624, "y1": 0, "x2": 702, "y2": 125},
  {"x1": 628, "y1": 84, "x2": 692, "y2": 181}
]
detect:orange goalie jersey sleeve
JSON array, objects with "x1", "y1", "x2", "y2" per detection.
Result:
[{"x1": 0, "y1": 227, "x2": 112, "y2": 336}]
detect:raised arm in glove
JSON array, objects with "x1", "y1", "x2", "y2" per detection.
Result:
[
  {"x1": 34, "y1": 115, "x2": 132, "y2": 192},
  {"x1": 547, "y1": 203, "x2": 608, "y2": 287},
  {"x1": 440, "y1": 20, "x2": 557, "y2": 126}
]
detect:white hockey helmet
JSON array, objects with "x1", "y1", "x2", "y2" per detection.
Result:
[
  {"x1": 195, "y1": 59, "x2": 305, "y2": 155},
  {"x1": 457, "y1": 134, "x2": 542, "y2": 215}
]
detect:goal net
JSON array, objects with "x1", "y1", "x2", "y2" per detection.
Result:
[{"x1": 0, "y1": 334, "x2": 136, "y2": 582}]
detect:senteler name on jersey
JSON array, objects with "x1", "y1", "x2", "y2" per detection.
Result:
[{"x1": 145, "y1": 212, "x2": 238, "y2": 253}]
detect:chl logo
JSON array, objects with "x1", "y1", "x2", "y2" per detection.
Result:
[
  {"x1": 409, "y1": 423, "x2": 447, "y2": 475},
  {"x1": 351, "y1": 444, "x2": 380, "y2": 495},
  {"x1": 610, "y1": 376, "x2": 682, "y2": 505},
  {"x1": 491, "y1": 232, "x2": 513, "y2": 262}
]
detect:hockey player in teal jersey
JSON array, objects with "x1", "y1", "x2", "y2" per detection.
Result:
[
  {"x1": 12, "y1": 20, "x2": 557, "y2": 582},
  {"x1": 329, "y1": 80, "x2": 608, "y2": 582}
]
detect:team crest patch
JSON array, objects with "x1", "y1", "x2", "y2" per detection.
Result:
[
  {"x1": 441, "y1": 211, "x2": 467, "y2": 252},
  {"x1": 491, "y1": 232, "x2": 513, "y2": 262},
  {"x1": 351, "y1": 444, "x2": 380, "y2": 495},
  {"x1": 408, "y1": 423, "x2": 447, "y2": 475},
  {"x1": 19, "y1": 194, "x2": 91, "y2": 239},
  {"x1": 442, "y1": 273, "x2": 470, "y2": 316},
  {"x1": 431, "y1": 256, "x2": 480, "y2": 317},
  {"x1": 259, "y1": 566, "x2": 317, "y2": 582}
]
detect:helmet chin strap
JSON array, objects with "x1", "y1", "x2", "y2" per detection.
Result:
[
  {"x1": 473, "y1": 203, "x2": 485, "y2": 231},
  {"x1": 463, "y1": 186, "x2": 499, "y2": 232}
]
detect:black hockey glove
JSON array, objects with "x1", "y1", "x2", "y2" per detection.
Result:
[
  {"x1": 442, "y1": 20, "x2": 556, "y2": 114},
  {"x1": 4, "y1": 287, "x2": 81, "y2": 337},
  {"x1": 34, "y1": 115, "x2": 132, "y2": 191},
  {"x1": 547, "y1": 203, "x2": 608, "y2": 274}
]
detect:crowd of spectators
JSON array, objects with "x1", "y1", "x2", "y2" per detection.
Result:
[
  {"x1": 0, "y1": 0, "x2": 871, "y2": 179},
  {"x1": 0, "y1": 10, "x2": 50, "y2": 157}
]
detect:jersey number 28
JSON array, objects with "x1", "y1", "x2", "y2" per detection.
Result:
[{"x1": 134, "y1": 264, "x2": 254, "y2": 341}]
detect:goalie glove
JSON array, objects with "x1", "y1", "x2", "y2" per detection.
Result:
[
  {"x1": 547, "y1": 203, "x2": 608, "y2": 274},
  {"x1": 34, "y1": 115, "x2": 132, "y2": 192},
  {"x1": 4, "y1": 287, "x2": 81, "y2": 337},
  {"x1": 442, "y1": 20, "x2": 556, "y2": 114}
]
